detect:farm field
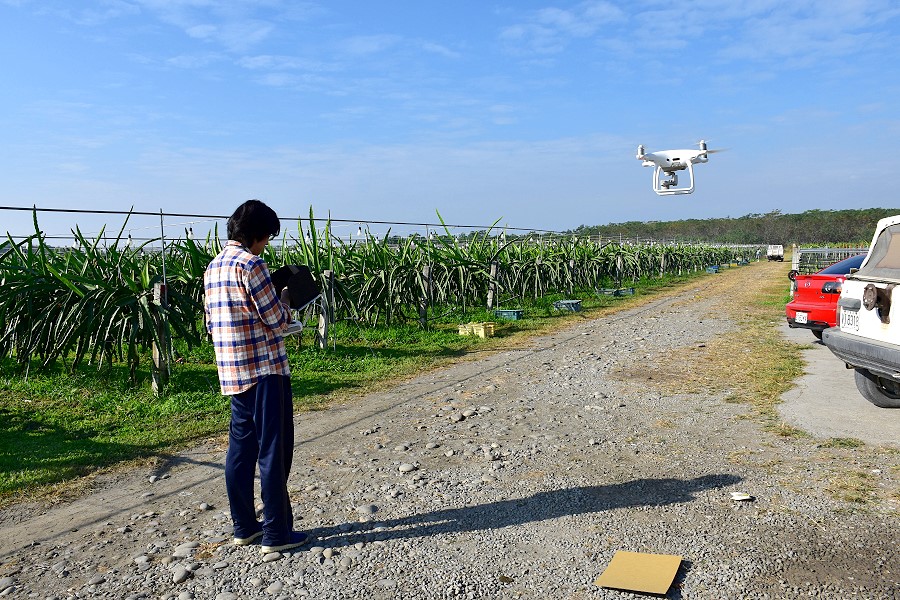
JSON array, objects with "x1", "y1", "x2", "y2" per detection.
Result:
[
  {"x1": 0, "y1": 258, "x2": 896, "y2": 599},
  {"x1": 0, "y1": 214, "x2": 752, "y2": 373}
]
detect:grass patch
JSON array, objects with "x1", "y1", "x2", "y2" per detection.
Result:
[
  {"x1": 770, "y1": 422, "x2": 810, "y2": 439},
  {"x1": 0, "y1": 365, "x2": 230, "y2": 501},
  {"x1": 609, "y1": 259, "x2": 805, "y2": 430},
  {"x1": 819, "y1": 438, "x2": 866, "y2": 449},
  {"x1": 826, "y1": 470, "x2": 876, "y2": 504}
]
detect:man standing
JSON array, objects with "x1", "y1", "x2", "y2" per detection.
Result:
[{"x1": 204, "y1": 199, "x2": 308, "y2": 553}]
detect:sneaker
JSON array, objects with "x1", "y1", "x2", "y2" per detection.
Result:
[
  {"x1": 259, "y1": 531, "x2": 310, "y2": 554},
  {"x1": 233, "y1": 530, "x2": 263, "y2": 546}
]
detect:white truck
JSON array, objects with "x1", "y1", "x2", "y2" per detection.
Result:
[
  {"x1": 766, "y1": 244, "x2": 784, "y2": 261},
  {"x1": 823, "y1": 215, "x2": 900, "y2": 408}
]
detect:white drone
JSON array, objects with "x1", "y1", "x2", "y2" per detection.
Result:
[{"x1": 636, "y1": 140, "x2": 723, "y2": 195}]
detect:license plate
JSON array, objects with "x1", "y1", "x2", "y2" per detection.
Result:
[
  {"x1": 795, "y1": 312, "x2": 807, "y2": 324},
  {"x1": 840, "y1": 309, "x2": 859, "y2": 332}
]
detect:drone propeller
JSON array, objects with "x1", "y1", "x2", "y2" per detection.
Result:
[{"x1": 695, "y1": 140, "x2": 728, "y2": 154}]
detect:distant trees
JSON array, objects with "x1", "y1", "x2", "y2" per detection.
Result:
[{"x1": 571, "y1": 208, "x2": 900, "y2": 245}]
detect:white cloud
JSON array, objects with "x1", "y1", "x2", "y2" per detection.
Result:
[
  {"x1": 254, "y1": 72, "x2": 297, "y2": 87},
  {"x1": 338, "y1": 34, "x2": 402, "y2": 56},
  {"x1": 166, "y1": 52, "x2": 222, "y2": 68},
  {"x1": 214, "y1": 20, "x2": 274, "y2": 52},
  {"x1": 129, "y1": 0, "x2": 300, "y2": 52},
  {"x1": 237, "y1": 54, "x2": 334, "y2": 72},
  {"x1": 500, "y1": 1, "x2": 626, "y2": 55},
  {"x1": 25, "y1": 0, "x2": 141, "y2": 26},
  {"x1": 417, "y1": 41, "x2": 460, "y2": 59},
  {"x1": 502, "y1": 0, "x2": 900, "y2": 74},
  {"x1": 185, "y1": 23, "x2": 216, "y2": 39}
]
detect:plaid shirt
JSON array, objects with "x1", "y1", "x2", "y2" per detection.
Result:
[{"x1": 204, "y1": 241, "x2": 291, "y2": 395}]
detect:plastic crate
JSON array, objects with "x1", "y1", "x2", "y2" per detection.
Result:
[
  {"x1": 553, "y1": 299, "x2": 582, "y2": 312},
  {"x1": 598, "y1": 287, "x2": 635, "y2": 296},
  {"x1": 706, "y1": 266, "x2": 719, "y2": 273},
  {"x1": 494, "y1": 309, "x2": 523, "y2": 320},
  {"x1": 472, "y1": 322, "x2": 495, "y2": 338}
]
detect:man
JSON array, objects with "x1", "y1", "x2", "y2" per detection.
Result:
[{"x1": 204, "y1": 199, "x2": 308, "y2": 554}]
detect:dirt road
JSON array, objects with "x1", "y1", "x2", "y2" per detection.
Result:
[{"x1": 0, "y1": 260, "x2": 897, "y2": 599}]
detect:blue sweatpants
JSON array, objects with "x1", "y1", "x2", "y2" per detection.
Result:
[{"x1": 225, "y1": 374, "x2": 295, "y2": 545}]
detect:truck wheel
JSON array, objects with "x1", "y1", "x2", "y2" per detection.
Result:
[{"x1": 854, "y1": 368, "x2": 900, "y2": 408}]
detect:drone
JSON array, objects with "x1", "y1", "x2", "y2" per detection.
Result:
[{"x1": 636, "y1": 140, "x2": 724, "y2": 195}]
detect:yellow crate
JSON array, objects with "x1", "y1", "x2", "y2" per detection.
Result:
[
  {"x1": 472, "y1": 322, "x2": 495, "y2": 338},
  {"x1": 458, "y1": 323, "x2": 472, "y2": 336}
]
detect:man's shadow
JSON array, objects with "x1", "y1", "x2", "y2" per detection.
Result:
[{"x1": 307, "y1": 473, "x2": 741, "y2": 546}]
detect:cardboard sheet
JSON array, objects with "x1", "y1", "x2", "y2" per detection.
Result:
[{"x1": 594, "y1": 550, "x2": 682, "y2": 595}]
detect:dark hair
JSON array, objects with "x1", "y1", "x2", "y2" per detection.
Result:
[{"x1": 227, "y1": 199, "x2": 280, "y2": 247}]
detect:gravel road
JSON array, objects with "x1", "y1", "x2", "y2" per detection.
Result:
[{"x1": 1, "y1": 261, "x2": 897, "y2": 599}]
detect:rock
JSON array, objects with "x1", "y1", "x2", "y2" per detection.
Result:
[
  {"x1": 0, "y1": 578, "x2": 13, "y2": 593},
  {"x1": 398, "y1": 463, "x2": 417, "y2": 473},
  {"x1": 262, "y1": 552, "x2": 282, "y2": 562},
  {"x1": 172, "y1": 566, "x2": 191, "y2": 584},
  {"x1": 266, "y1": 581, "x2": 284, "y2": 595},
  {"x1": 87, "y1": 574, "x2": 105, "y2": 586},
  {"x1": 450, "y1": 413, "x2": 465, "y2": 422},
  {"x1": 356, "y1": 504, "x2": 378, "y2": 515}
]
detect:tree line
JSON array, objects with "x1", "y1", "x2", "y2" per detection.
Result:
[{"x1": 568, "y1": 208, "x2": 900, "y2": 246}]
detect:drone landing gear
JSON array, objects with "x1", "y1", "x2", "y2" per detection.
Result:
[{"x1": 653, "y1": 164, "x2": 694, "y2": 195}]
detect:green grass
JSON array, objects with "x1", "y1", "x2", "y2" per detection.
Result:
[
  {"x1": 819, "y1": 437, "x2": 865, "y2": 449},
  {"x1": 0, "y1": 365, "x2": 230, "y2": 497}
]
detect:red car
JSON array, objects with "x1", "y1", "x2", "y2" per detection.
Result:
[{"x1": 786, "y1": 253, "x2": 866, "y2": 339}]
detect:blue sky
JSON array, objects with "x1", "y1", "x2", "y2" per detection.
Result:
[{"x1": 2, "y1": 0, "x2": 900, "y2": 241}]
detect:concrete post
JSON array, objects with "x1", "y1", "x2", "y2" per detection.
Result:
[
  {"x1": 487, "y1": 261, "x2": 498, "y2": 310},
  {"x1": 151, "y1": 282, "x2": 169, "y2": 396}
]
